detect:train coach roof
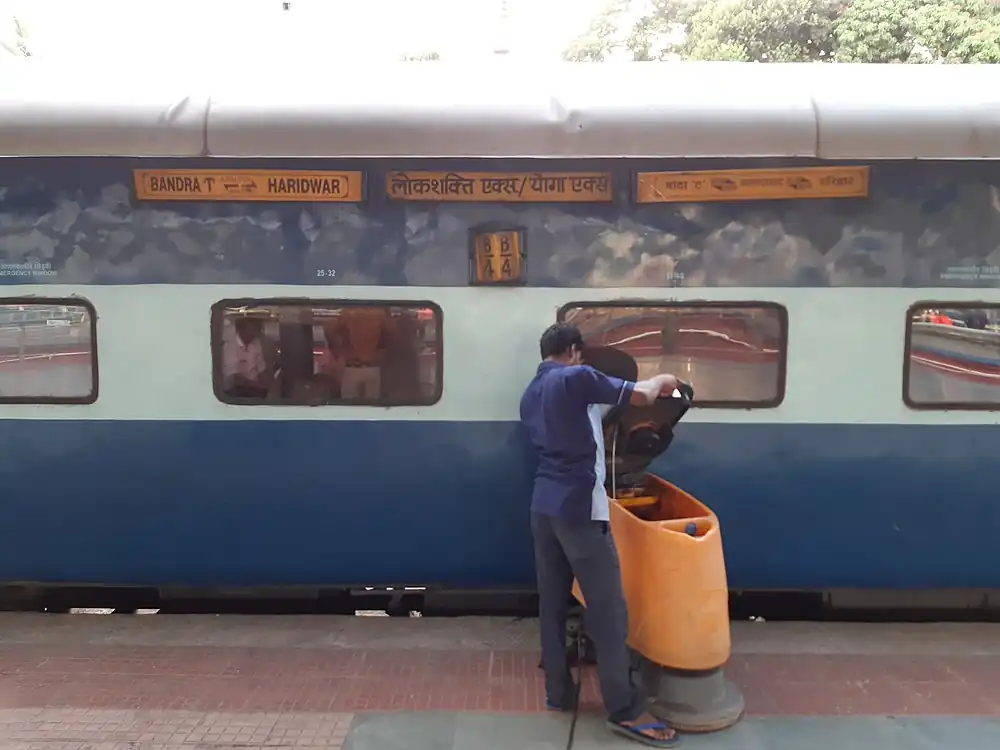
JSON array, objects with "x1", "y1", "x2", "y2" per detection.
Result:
[{"x1": 1, "y1": 63, "x2": 998, "y2": 159}]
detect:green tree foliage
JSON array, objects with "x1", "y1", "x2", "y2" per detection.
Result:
[
  {"x1": 836, "y1": 0, "x2": 1000, "y2": 62},
  {"x1": 685, "y1": 0, "x2": 840, "y2": 61},
  {"x1": 563, "y1": 0, "x2": 638, "y2": 61},
  {"x1": 564, "y1": 0, "x2": 1000, "y2": 63}
]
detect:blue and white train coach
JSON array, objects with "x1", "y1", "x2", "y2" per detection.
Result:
[{"x1": 1, "y1": 64, "x2": 1000, "y2": 607}]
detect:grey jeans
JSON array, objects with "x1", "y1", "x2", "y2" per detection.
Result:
[{"x1": 530, "y1": 511, "x2": 644, "y2": 724}]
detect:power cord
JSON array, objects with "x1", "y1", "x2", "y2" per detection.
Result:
[
  {"x1": 564, "y1": 419, "x2": 618, "y2": 749},
  {"x1": 565, "y1": 622, "x2": 585, "y2": 750}
]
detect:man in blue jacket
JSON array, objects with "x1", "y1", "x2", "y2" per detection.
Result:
[{"x1": 520, "y1": 322, "x2": 681, "y2": 748}]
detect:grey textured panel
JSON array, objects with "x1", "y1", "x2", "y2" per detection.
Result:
[
  {"x1": 0, "y1": 70, "x2": 208, "y2": 157},
  {"x1": 207, "y1": 64, "x2": 816, "y2": 158},
  {"x1": 813, "y1": 65, "x2": 1000, "y2": 159},
  {"x1": 5, "y1": 63, "x2": 999, "y2": 159}
]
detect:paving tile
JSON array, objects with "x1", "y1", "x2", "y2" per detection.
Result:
[
  {"x1": 0, "y1": 709, "x2": 353, "y2": 749},
  {"x1": 2, "y1": 707, "x2": 1000, "y2": 750},
  {"x1": 343, "y1": 711, "x2": 456, "y2": 750},
  {"x1": 0, "y1": 615, "x2": 999, "y2": 717},
  {"x1": 354, "y1": 713, "x2": 1000, "y2": 750},
  {"x1": 729, "y1": 717, "x2": 931, "y2": 750},
  {"x1": 897, "y1": 716, "x2": 1000, "y2": 747},
  {"x1": 2, "y1": 644, "x2": 999, "y2": 715},
  {"x1": 454, "y1": 711, "x2": 576, "y2": 750},
  {"x1": 1, "y1": 615, "x2": 999, "y2": 656}
]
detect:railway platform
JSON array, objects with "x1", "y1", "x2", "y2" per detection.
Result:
[{"x1": 0, "y1": 612, "x2": 997, "y2": 748}]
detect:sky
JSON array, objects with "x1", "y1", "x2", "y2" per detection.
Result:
[{"x1": 2, "y1": 0, "x2": 610, "y2": 66}]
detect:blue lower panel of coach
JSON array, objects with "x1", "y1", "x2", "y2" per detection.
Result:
[{"x1": 0, "y1": 420, "x2": 995, "y2": 591}]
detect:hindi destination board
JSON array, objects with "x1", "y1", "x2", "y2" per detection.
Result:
[
  {"x1": 134, "y1": 170, "x2": 364, "y2": 202},
  {"x1": 636, "y1": 167, "x2": 869, "y2": 203},
  {"x1": 386, "y1": 172, "x2": 613, "y2": 202}
]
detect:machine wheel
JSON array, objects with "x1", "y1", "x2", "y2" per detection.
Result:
[
  {"x1": 566, "y1": 613, "x2": 597, "y2": 666},
  {"x1": 535, "y1": 611, "x2": 597, "y2": 669}
]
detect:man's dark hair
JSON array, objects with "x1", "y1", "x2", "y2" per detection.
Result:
[{"x1": 539, "y1": 322, "x2": 584, "y2": 360}]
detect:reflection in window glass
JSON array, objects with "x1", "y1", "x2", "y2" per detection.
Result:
[
  {"x1": 561, "y1": 303, "x2": 786, "y2": 407},
  {"x1": 212, "y1": 301, "x2": 442, "y2": 406},
  {"x1": 0, "y1": 301, "x2": 96, "y2": 403},
  {"x1": 906, "y1": 305, "x2": 1000, "y2": 408}
]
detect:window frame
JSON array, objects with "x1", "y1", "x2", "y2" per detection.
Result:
[
  {"x1": 0, "y1": 296, "x2": 99, "y2": 405},
  {"x1": 210, "y1": 297, "x2": 445, "y2": 408},
  {"x1": 902, "y1": 300, "x2": 1000, "y2": 411},
  {"x1": 557, "y1": 299, "x2": 788, "y2": 409}
]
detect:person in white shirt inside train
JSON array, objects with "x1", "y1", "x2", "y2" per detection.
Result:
[{"x1": 221, "y1": 317, "x2": 274, "y2": 399}]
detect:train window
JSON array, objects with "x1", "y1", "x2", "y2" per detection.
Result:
[
  {"x1": 904, "y1": 303, "x2": 1000, "y2": 410},
  {"x1": 210, "y1": 300, "x2": 443, "y2": 407},
  {"x1": 558, "y1": 302, "x2": 787, "y2": 408},
  {"x1": 0, "y1": 299, "x2": 98, "y2": 404}
]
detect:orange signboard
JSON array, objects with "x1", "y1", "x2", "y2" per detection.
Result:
[
  {"x1": 387, "y1": 172, "x2": 613, "y2": 202},
  {"x1": 134, "y1": 170, "x2": 364, "y2": 202},
  {"x1": 636, "y1": 167, "x2": 869, "y2": 203}
]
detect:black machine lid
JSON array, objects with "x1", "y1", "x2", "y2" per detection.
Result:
[{"x1": 583, "y1": 346, "x2": 694, "y2": 478}]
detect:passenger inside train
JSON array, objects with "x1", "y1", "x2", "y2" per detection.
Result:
[
  {"x1": 276, "y1": 308, "x2": 317, "y2": 399},
  {"x1": 221, "y1": 317, "x2": 274, "y2": 399},
  {"x1": 919, "y1": 309, "x2": 956, "y2": 326},
  {"x1": 215, "y1": 304, "x2": 438, "y2": 406},
  {"x1": 324, "y1": 306, "x2": 394, "y2": 401}
]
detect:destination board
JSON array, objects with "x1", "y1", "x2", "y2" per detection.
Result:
[
  {"x1": 636, "y1": 167, "x2": 869, "y2": 203},
  {"x1": 386, "y1": 172, "x2": 613, "y2": 202},
  {"x1": 471, "y1": 229, "x2": 525, "y2": 285},
  {"x1": 133, "y1": 170, "x2": 364, "y2": 202}
]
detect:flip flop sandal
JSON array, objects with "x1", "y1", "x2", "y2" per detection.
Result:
[{"x1": 606, "y1": 719, "x2": 680, "y2": 747}]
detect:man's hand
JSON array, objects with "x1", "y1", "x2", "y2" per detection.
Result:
[
  {"x1": 631, "y1": 373, "x2": 681, "y2": 406},
  {"x1": 655, "y1": 374, "x2": 680, "y2": 396}
]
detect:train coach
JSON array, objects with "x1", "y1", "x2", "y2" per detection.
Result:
[{"x1": 1, "y1": 63, "x2": 1000, "y2": 610}]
